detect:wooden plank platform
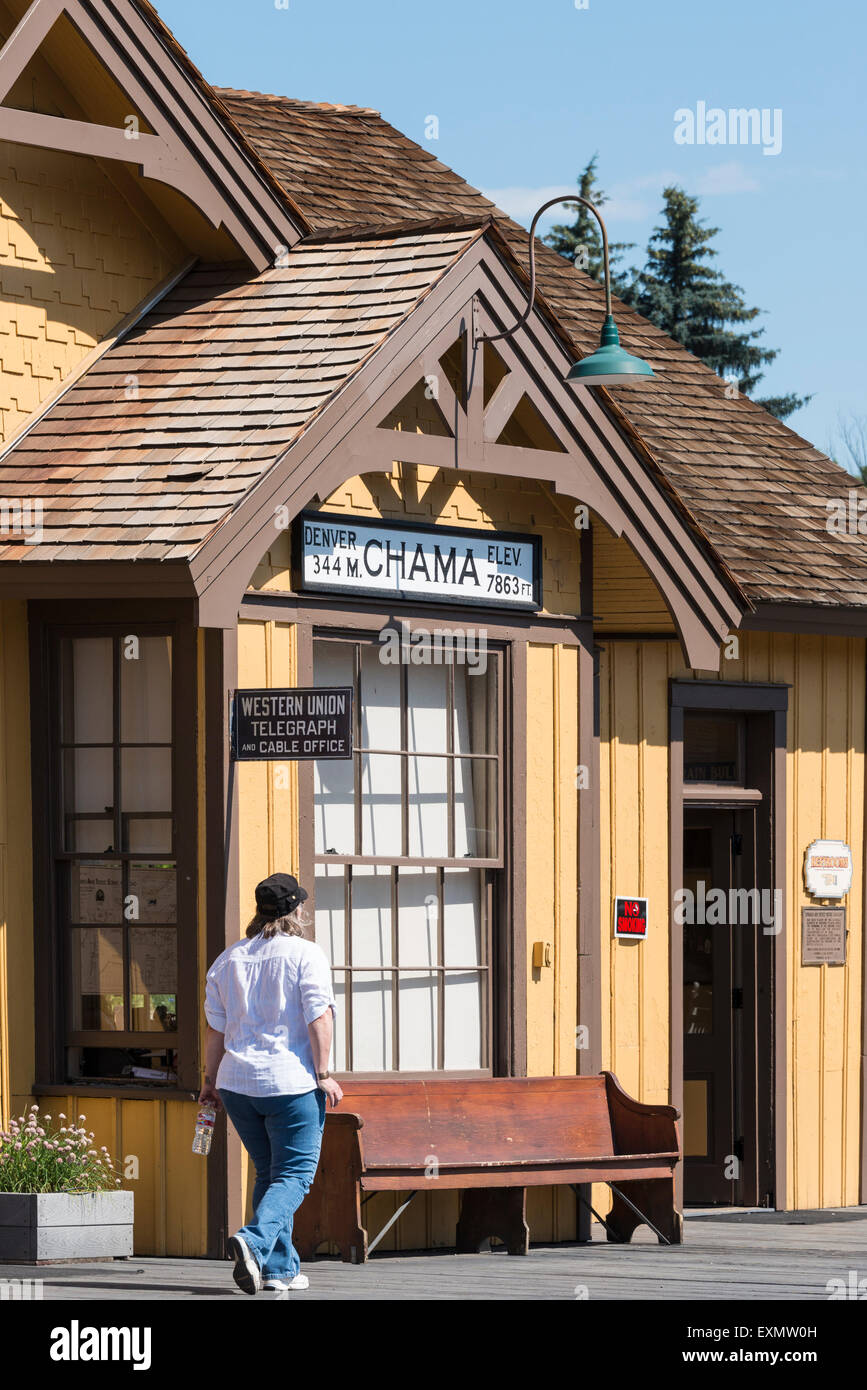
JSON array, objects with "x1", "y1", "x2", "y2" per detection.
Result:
[{"x1": 1, "y1": 1211, "x2": 864, "y2": 1300}]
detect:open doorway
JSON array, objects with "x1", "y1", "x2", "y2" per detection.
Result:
[
  {"x1": 675, "y1": 697, "x2": 783, "y2": 1209},
  {"x1": 682, "y1": 807, "x2": 775, "y2": 1204}
]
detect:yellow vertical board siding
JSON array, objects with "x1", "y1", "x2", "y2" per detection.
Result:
[
  {"x1": 164, "y1": 1101, "x2": 210, "y2": 1256},
  {"x1": 526, "y1": 645, "x2": 557, "y2": 1074},
  {"x1": 236, "y1": 619, "x2": 301, "y2": 925},
  {"x1": 784, "y1": 634, "x2": 864, "y2": 1209},
  {"x1": 593, "y1": 524, "x2": 677, "y2": 633},
  {"x1": 603, "y1": 631, "x2": 865, "y2": 1211},
  {"x1": 640, "y1": 642, "x2": 675, "y2": 1106},
  {"x1": 119, "y1": 1098, "x2": 160, "y2": 1255},
  {"x1": 525, "y1": 643, "x2": 581, "y2": 1241}
]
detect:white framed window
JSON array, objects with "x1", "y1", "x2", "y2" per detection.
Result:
[{"x1": 312, "y1": 634, "x2": 502, "y2": 1072}]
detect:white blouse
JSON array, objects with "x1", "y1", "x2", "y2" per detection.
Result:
[{"x1": 205, "y1": 933, "x2": 336, "y2": 1096}]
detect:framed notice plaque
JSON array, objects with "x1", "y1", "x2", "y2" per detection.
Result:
[
  {"x1": 801, "y1": 906, "x2": 847, "y2": 966},
  {"x1": 231, "y1": 687, "x2": 353, "y2": 761}
]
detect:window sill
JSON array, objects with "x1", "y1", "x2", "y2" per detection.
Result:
[{"x1": 33, "y1": 1082, "x2": 199, "y2": 1102}]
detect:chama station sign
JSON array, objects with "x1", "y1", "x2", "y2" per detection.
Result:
[
  {"x1": 295, "y1": 511, "x2": 541, "y2": 610},
  {"x1": 231, "y1": 687, "x2": 353, "y2": 761}
]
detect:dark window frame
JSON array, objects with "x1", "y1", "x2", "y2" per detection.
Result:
[{"x1": 30, "y1": 601, "x2": 199, "y2": 1094}]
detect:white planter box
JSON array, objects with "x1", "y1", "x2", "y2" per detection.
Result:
[{"x1": 0, "y1": 1191, "x2": 134, "y2": 1263}]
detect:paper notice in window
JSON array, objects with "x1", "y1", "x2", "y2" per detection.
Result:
[
  {"x1": 130, "y1": 928, "x2": 178, "y2": 995},
  {"x1": 79, "y1": 928, "x2": 124, "y2": 994},
  {"x1": 74, "y1": 864, "x2": 123, "y2": 924},
  {"x1": 128, "y1": 863, "x2": 177, "y2": 923}
]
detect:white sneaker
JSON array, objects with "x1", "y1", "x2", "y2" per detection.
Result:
[
  {"x1": 263, "y1": 1274, "x2": 309, "y2": 1292},
  {"x1": 228, "y1": 1234, "x2": 262, "y2": 1296}
]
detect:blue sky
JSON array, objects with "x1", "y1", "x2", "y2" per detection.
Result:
[{"x1": 159, "y1": 0, "x2": 865, "y2": 464}]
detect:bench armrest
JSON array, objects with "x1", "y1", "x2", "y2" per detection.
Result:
[{"x1": 603, "y1": 1071, "x2": 682, "y2": 1160}]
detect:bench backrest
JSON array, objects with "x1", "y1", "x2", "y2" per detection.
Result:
[{"x1": 338, "y1": 1076, "x2": 616, "y2": 1169}]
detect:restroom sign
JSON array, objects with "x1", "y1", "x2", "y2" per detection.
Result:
[
  {"x1": 803, "y1": 839, "x2": 853, "y2": 900},
  {"x1": 614, "y1": 896, "x2": 648, "y2": 939}
]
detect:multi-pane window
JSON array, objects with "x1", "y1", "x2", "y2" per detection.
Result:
[
  {"x1": 312, "y1": 634, "x2": 502, "y2": 1073},
  {"x1": 57, "y1": 633, "x2": 178, "y2": 1083}
]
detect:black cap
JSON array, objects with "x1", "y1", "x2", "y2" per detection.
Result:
[{"x1": 254, "y1": 873, "x2": 308, "y2": 920}]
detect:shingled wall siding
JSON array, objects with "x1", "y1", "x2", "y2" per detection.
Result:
[
  {"x1": 0, "y1": 143, "x2": 179, "y2": 444},
  {"x1": 601, "y1": 632, "x2": 865, "y2": 1210}
]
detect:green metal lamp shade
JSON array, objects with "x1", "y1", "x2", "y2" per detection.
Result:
[{"x1": 566, "y1": 314, "x2": 655, "y2": 386}]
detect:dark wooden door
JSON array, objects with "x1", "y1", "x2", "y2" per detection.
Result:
[{"x1": 683, "y1": 811, "x2": 736, "y2": 1203}]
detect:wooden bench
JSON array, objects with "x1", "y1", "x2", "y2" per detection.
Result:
[{"x1": 294, "y1": 1072, "x2": 682, "y2": 1263}]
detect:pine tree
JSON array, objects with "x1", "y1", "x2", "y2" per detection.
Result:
[
  {"x1": 619, "y1": 186, "x2": 809, "y2": 420},
  {"x1": 544, "y1": 154, "x2": 633, "y2": 290}
]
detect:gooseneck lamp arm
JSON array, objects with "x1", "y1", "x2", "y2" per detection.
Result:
[
  {"x1": 479, "y1": 193, "x2": 613, "y2": 344},
  {"x1": 477, "y1": 194, "x2": 655, "y2": 385}
]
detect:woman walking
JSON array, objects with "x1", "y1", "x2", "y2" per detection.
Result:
[{"x1": 199, "y1": 872, "x2": 342, "y2": 1295}]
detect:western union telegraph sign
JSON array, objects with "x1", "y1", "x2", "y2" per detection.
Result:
[
  {"x1": 294, "y1": 511, "x2": 542, "y2": 610},
  {"x1": 231, "y1": 687, "x2": 353, "y2": 761}
]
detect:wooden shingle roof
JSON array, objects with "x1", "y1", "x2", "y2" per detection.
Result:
[
  {"x1": 0, "y1": 228, "x2": 481, "y2": 561},
  {"x1": 213, "y1": 90, "x2": 867, "y2": 609}
]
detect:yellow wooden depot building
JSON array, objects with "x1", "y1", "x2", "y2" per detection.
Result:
[{"x1": 0, "y1": 0, "x2": 864, "y2": 1256}]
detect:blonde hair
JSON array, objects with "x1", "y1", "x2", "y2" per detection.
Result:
[{"x1": 245, "y1": 903, "x2": 311, "y2": 940}]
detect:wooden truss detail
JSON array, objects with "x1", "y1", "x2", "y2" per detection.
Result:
[
  {"x1": 374, "y1": 313, "x2": 572, "y2": 479},
  {"x1": 0, "y1": 0, "x2": 302, "y2": 269}
]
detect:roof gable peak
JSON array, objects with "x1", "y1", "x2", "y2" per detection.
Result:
[{"x1": 0, "y1": 0, "x2": 307, "y2": 269}]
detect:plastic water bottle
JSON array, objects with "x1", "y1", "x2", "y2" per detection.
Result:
[{"x1": 192, "y1": 1102, "x2": 216, "y2": 1155}]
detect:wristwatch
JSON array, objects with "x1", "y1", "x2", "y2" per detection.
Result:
[{"x1": 317, "y1": 1071, "x2": 332, "y2": 1080}]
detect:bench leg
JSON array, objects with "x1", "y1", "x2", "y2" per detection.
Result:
[
  {"x1": 605, "y1": 1178, "x2": 683, "y2": 1246},
  {"x1": 293, "y1": 1123, "x2": 368, "y2": 1264},
  {"x1": 293, "y1": 1180, "x2": 368, "y2": 1264},
  {"x1": 456, "y1": 1187, "x2": 529, "y2": 1256}
]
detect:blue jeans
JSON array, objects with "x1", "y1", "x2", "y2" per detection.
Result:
[{"x1": 219, "y1": 1087, "x2": 326, "y2": 1280}]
